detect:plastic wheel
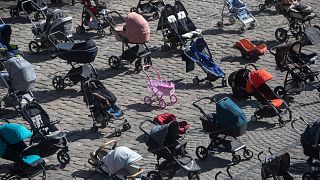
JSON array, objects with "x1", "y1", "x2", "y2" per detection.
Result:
[
  {"x1": 229, "y1": 16, "x2": 236, "y2": 25},
  {"x1": 91, "y1": 126, "x2": 99, "y2": 133},
  {"x1": 221, "y1": 78, "x2": 227, "y2": 87},
  {"x1": 160, "y1": 44, "x2": 170, "y2": 52},
  {"x1": 259, "y1": 4, "x2": 266, "y2": 10},
  {"x1": 152, "y1": 12, "x2": 160, "y2": 20},
  {"x1": 188, "y1": 172, "x2": 200, "y2": 180},
  {"x1": 114, "y1": 129, "x2": 122, "y2": 137},
  {"x1": 108, "y1": 56, "x2": 121, "y2": 69},
  {"x1": 170, "y1": 94, "x2": 177, "y2": 104},
  {"x1": 274, "y1": 86, "x2": 286, "y2": 98},
  {"x1": 275, "y1": 28, "x2": 288, "y2": 42},
  {"x1": 29, "y1": 41, "x2": 40, "y2": 54},
  {"x1": 232, "y1": 154, "x2": 241, "y2": 164},
  {"x1": 159, "y1": 99, "x2": 166, "y2": 109},
  {"x1": 279, "y1": 120, "x2": 286, "y2": 127},
  {"x1": 47, "y1": 46, "x2": 58, "y2": 59},
  {"x1": 239, "y1": 26, "x2": 246, "y2": 33},
  {"x1": 134, "y1": 59, "x2": 143, "y2": 71},
  {"x1": 243, "y1": 149, "x2": 253, "y2": 159},
  {"x1": 147, "y1": 171, "x2": 163, "y2": 180},
  {"x1": 196, "y1": 146, "x2": 208, "y2": 160},
  {"x1": 144, "y1": 96, "x2": 152, "y2": 105},
  {"x1": 249, "y1": 22, "x2": 256, "y2": 30},
  {"x1": 144, "y1": 56, "x2": 152, "y2": 65},
  {"x1": 217, "y1": 21, "x2": 223, "y2": 29},
  {"x1": 122, "y1": 123, "x2": 131, "y2": 131},
  {"x1": 130, "y1": 7, "x2": 138, "y2": 13},
  {"x1": 52, "y1": 76, "x2": 65, "y2": 91},
  {"x1": 289, "y1": 22, "x2": 302, "y2": 35},
  {"x1": 228, "y1": 72, "x2": 236, "y2": 87},
  {"x1": 76, "y1": 26, "x2": 85, "y2": 34},
  {"x1": 193, "y1": 76, "x2": 200, "y2": 85},
  {"x1": 57, "y1": 150, "x2": 70, "y2": 167},
  {"x1": 296, "y1": 31, "x2": 309, "y2": 46}
]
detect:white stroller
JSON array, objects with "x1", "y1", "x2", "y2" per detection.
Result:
[
  {"x1": 217, "y1": 0, "x2": 256, "y2": 33},
  {"x1": 88, "y1": 140, "x2": 144, "y2": 180}
]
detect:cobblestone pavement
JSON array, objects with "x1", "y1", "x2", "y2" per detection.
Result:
[{"x1": 1, "y1": 0, "x2": 320, "y2": 179}]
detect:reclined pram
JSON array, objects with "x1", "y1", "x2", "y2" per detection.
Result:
[
  {"x1": 139, "y1": 120, "x2": 201, "y2": 180},
  {"x1": 157, "y1": 0, "x2": 202, "y2": 51},
  {"x1": 130, "y1": 0, "x2": 165, "y2": 20},
  {"x1": 217, "y1": 0, "x2": 256, "y2": 33},
  {"x1": 107, "y1": 11, "x2": 152, "y2": 71},
  {"x1": 193, "y1": 97, "x2": 253, "y2": 165},
  {"x1": 10, "y1": 0, "x2": 48, "y2": 21},
  {"x1": 0, "y1": 123, "x2": 46, "y2": 180}
]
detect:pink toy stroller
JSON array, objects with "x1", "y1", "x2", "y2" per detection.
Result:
[
  {"x1": 142, "y1": 65, "x2": 177, "y2": 109},
  {"x1": 107, "y1": 12, "x2": 152, "y2": 71}
]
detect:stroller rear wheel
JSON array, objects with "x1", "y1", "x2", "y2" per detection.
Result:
[
  {"x1": 232, "y1": 154, "x2": 241, "y2": 164},
  {"x1": 130, "y1": 7, "x2": 139, "y2": 13},
  {"x1": 144, "y1": 96, "x2": 152, "y2": 105},
  {"x1": 196, "y1": 146, "x2": 208, "y2": 160},
  {"x1": 52, "y1": 76, "x2": 65, "y2": 91},
  {"x1": 159, "y1": 99, "x2": 166, "y2": 109},
  {"x1": 296, "y1": 32, "x2": 309, "y2": 46},
  {"x1": 122, "y1": 123, "x2": 131, "y2": 131},
  {"x1": 274, "y1": 86, "x2": 286, "y2": 98},
  {"x1": 97, "y1": 29, "x2": 106, "y2": 38},
  {"x1": 108, "y1": 56, "x2": 121, "y2": 69},
  {"x1": 152, "y1": 12, "x2": 160, "y2": 20},
  {"x1": 161, "y1": 44, "x2": 170, "y2": 52},
  {"x1": 147, "y1": 170, "x2": 163, "y2": 180},
  {"x1": 259, "y1": 4, "x2": 266, "y2": 10},
  {"x1": 29, "y1": 41, "x2": 40, "y2": 54},
  {"x1": 188, "y1": 172, "x2": 200, "y2": 180},
  {"x1": 170, "y1": 95, "x2": 177, "y2": 104},
  {"x1": 275, "y1": 28, "x2": 288, "y2": 42},
  {"x1": 243, "y1": 149, "x2": 253, "y2": 159},
  {"x1": 114, "y1": 129, "x2": 122, "y2": 137},
  {"x1": 57, "y1": 150, "x2": 70, "y2": 167},
  {"x1": 10, "y1": 9, "x2": 18, "y2": 17},
  {"x1": 76, "y1": 26, "x2": 85, "y2": 34}
]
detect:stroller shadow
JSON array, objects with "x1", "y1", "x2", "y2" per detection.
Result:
[
  {"x1": 202, "y1": 28, "x2": 240, "y2": 36},
  {"x1": 195, "y1": 157, "x2": 231, "y2": 173},
  {"x1": 173, "y1": 78, "x2": 227, "y2": 90},
  {"x1": 95, "y1": 67, "x2": 133, "y2": 80},
  {"x1": 33, "y1": 89, "x2": 82, "y2": 104},
  {"x1": 66, "y1": 128, "x2": 104, "y2": 143},
  {"x1": 0, "y1": 17, "x2": 31, "y2": 25},
  {"x1": 221, "y1": 55, "x2": 257, "y2": 65},
  {"x1": 22, "y1": 51, "x2": 52, "y2": 64},
  {"x1": 290, "y1": 162, "x2": 311, "y2": 175},
  {"x1": 72, "y1": 169, "x2": 102, "y2": 180},
  {"x1": 247, "y1": 120, "x2": 277, "y2": 131},
  {"x1": 298, "y1": 100, "x2": 320, "y2": 107},
  {"x1": 126, "y1": 102, "x2": 160, "y2": 112},
  {"x1": 0, "y1": 164, "x2": 10, "y2": 174},
  {"x1": 47, "y1": 2, "x2": 74, "y2": 8},
  {"x1": 0, "y1": 109, "x2": 19, "y2": 122},
  {"x1": 250, "y1": 9, "x2": 278, "y2": 17},
  {"x1": 136, "y1": 133, "x2": 147, "y2": 143},
  {"x1": 150, "y1": 48, "x2": 182, "y2": 59}
]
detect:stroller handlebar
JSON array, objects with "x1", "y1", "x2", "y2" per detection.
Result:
[
  {"x1": 257, "y1": 151, "x2": 264, "y2": 162},
  {"x1": 139, "y1": 119, "x2": 154, "y2": 135},
  {"x1": 192, "y1": 97, "x2": 216, "y2": 116},
  {"x1": 291, "y1": 116, "x2": 307, "y2": 135},
  {"x1": 244, "y1": 63, "x2": 258, "y2": 71},
  {"x1": 142, "y1": 65, "x2": 161, "y2": 81},
  {"x1": 48, "y1": 31, "x2": 74, "y2": 47},
  {"x1": 269, "y1": 46, "x2": 276, "y2": 56}
]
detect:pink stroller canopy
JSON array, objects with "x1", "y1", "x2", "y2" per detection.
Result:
[{"x1": 115, "y1": 12, "x2": 150, "y2": 44}]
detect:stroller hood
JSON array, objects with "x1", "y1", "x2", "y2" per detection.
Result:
[
  {"x1": 102, "y1": 146, "x2": 142, "y2": 174},
  {"x1": 0, "y1": 124, "x2": 32, "y2": 157},
  {"x1": 147, "y1": 121, "x2": 179, "y2": 149},
  {"x1": 301, "y1": 119, "x2": 320, "y2": 159},
  {"x1": 275, "y1": 41, "x2": 302, "y2": 71},
  {"x1": 262, "y1": 152, "x2": 292, "y2": 179},
  {"x1": 0, "y1": 24, "x2": 12, "y2": 47},
  {"x1": 246, "y1": 69, "x2": 273, "y2": 93}
]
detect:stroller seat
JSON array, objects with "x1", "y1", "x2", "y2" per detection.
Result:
[
  {"x1": 256, "y1": 84, "x2": 284, "y2": 108},
  {"x1": 197, "y1": 52, "x2": 225, "y2": 78},
  {"x1": 227, "y1": 0, "x2": 246, "y2": 11},
  {"x1": 234, "y1": 39, "x2": 267, "y2": 55}
]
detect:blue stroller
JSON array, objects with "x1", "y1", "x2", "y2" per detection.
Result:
[
  {"x1": 0, "y1": 123, "x2": 46, "y2": 180},
  {"x1": 182, "y1": 37, "x2": 226, "y2": 87},
  {"x1": 217, "y1": 0, "x2": 256, "y2": 33}
]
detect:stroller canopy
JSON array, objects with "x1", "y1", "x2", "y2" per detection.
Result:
[
  {"x1": 275, "y1": 42, "x2": 302, "y2": 71},
  {"x1": 0, "y1": 124, "x2": 32, "y2": 157},
  {"x1": 147, "y1": 121, "x2": 179, "y2": 149},
  {"x1": 262, "y1": 152, "x2": 292, "y2": 179},
  {"x1": 246, "y1": 69, "x2": 273, "y2": 93},
  {"x1": 301, "y1": 119, "x2": 320, "y2": 159},
  {"x1": 0, "y1": 24, "x2": 12, "y2": 47},
  {"x1": 103, "y1": 146, "x2": 142, "y2": 174}
]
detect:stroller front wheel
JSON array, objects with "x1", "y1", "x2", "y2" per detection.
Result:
[
  {"x1": 216, "y1": 21, "x2": 223, "y2": 29},
  {"x1": 147, "y1": 170, "x2": 163, "y2": 180},
  {"x1": 259, "y1": 4, "x2": 266, "y2": 11},
  {"x1": 232, "y1": 154, "x2": 241, "y2": 164},
  {"x1": 296, "y1": 32, "x2": 309, "y2": 46},
  {"x1": 29, "y1": 41, "x2": 40, "y2": 54},
  {"x1": 275, "y1": 28, "x2": 288, "y2": 42},
  {"x1": 57, "y1": 150, "x2": 70, "y2": 167},
  {"x1": 243, "y1": 149, "x2": 253, "y2": 159},
  {"x1": 160, "y1": 44, "x2": 170, "y2": 52},
  {"x1": 144, "y1": 96, "x2": 152, "y2": 105},
  {"x1": 196, "y1": 146, "x2": 208, "y2": 160},
  {"x1": 188, "y1": 172, "x2": 200, "y2": 180},
  {"x1": 76, "y1": 26, "x2": 85, "y2": 34},
  {"x1": 52, "y1": 76, "x2": 65, "y2": 91},
  {"x1": 130, "y1": 7, "x2": 138, "y2": 13},
  {"x1": 108, "y1": 56, "x2": 121, "y2": 69},
  {"x1": 170, "y1": 95, "x2": 177, "y2": 104},
  {"x1": 274, "y1": 86, "x2": 286, "y2": 98}
]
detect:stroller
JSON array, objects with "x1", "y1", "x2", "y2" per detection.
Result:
[
  {"x1": 217, "y1": 0, "x2": 256, "y2": 33},
  {"x1": 76, "y1": 0, "x2": 111, "y2": 37},
  {"x1": 130, "y1": 0, "x2": 165, "y2": 20},
  {"x1": 259, "y1": 0, "x2": 278, "y2": 11},
  {"x1": 182, "y1": 37, "x2": 226, "y2": 87},
  {"x1": 142, "y1": 65, "x2": 177, "y2": 109},
  {"x1": 88, "y1": 140, "x2": 144, "y2": 179},
  {"x1": 0, "y1": 123, "x2": 46, "y2": 180},
  {"x1": 139, "y1": 120, "x2": 201, "y2": 180},
  {"x1": 82, "y1": 78, "x2": 131, "y2": 134},
  {"x1": 157, "y1": 0, "x2": 202, "y2": 51},
  {"x1": 107, "y1": 11, "x2": 152, "y2": 71},
  {"x1": 233, "y1": 38, "x2": 268, "y2": 60},
  {"x1": 10, "y1": 0, "x2": 48, "y2": 21},
  {"x1": 274, "y1": 0, "x2": 320, "y2": 45},
  {"x1": 48, "y1": 32, "x2": 98, "y2": 91},
  {"x1": 271, "y1": 41, "x2": 320, "y2": 98},
  {"x1": 28, "y1": 9, "x2": 73, "y2": 54},
  {"x1": 193, "y1": 97, "x2": 253, "y2": 165},
  {"x1": 291, "y1": 117, "x2": 320, "y2": 180},
  {"x1": 229, "y1": 64, "x2": 292, "y2": 126},
  {"x1": 258, "y1": 148, "x2": 293, "y2": 180},
  {"x1": 0, "y1": 21, "x2": 20, "y2": 65}
]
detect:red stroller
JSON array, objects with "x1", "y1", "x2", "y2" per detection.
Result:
[{"x1": 233, "y1": 39, "x2": 267, "y2": 60}]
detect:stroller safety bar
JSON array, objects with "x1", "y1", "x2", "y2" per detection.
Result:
[{"x1": 291, "y1": 116, "x2": 308, "y2": 135}]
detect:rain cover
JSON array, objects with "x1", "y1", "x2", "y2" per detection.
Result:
[
  {"x1": 102, "y1": 146, "x2": 142, "y2": 174},
  {"x1": 246, "y1": 69, "x2": 273, "y2": 93}
]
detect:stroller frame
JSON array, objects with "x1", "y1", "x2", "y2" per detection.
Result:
[
  {"x1": 10, "y1": 0, "x2": 47, "y2": 21},
  {"x1": 193, "y1": 97, "x2": 253, "y2": 165},
  {"x1": 130, "y1": 0, "x2": 165, "y2": 20}
]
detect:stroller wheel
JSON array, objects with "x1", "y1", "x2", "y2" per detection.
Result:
[
  {"x1": 302, "y1": 172, "x2": 313, "y2": 180},
  {"x1": 108, "y1": 56, "x2": 121, "y2": 69},
  {"x1": 196, "y1": 146, "x2": 208, "y2": 160},
  {"x1": 243, "y1": 149, "x2": 253, "y2": 159},
  {"x1": 135, "y1": 59, "x2": 143, "y2": 72},
  {"x1": 159, "y1": 99, "x2": 166, "y2": 109},
  {"x1": 47, "y1": 46, "x2": 58, "y2": 59},
  {"x1": 91, "y1": 126, "x2": 99, "y2": 133},
  {"x1": 221, "y1": 78, "x2": 227, "y2": 87},
  {"x1": 152, "y1": 12, "x2": 160, "y2": 20},
  {"x1": 97, "y1": 29, "x2": 106, "y2": 38},
  {"x1": 100, "y1": 122, "x2": 107, "y2": 128},
  {"x1": 114, "y1": 129, "x2": 122, "y2": 137},
  {"x1": 289, "y1": 22, "x2": 302, "y2": 35},
  {"x1": 239, "y1": 26, "x2": 246, "y2": 34},
  {"x1": 76, "y1": 26, "x2": 85, "y2": 34},
  {"x1": 10, "y1": 9, "x2": 18, "y2": 17},
  {"x1": 170, "y1": 95, "x2": 178, "y2": 104},
  {"x1": 147, "y1": 170, "x2": 163, "y2": 180},
  {"x1": 274, "y1": 86, "x2": 286, "y2": 98},
  {"x1": 279, "y1": 120, "x2": 286, "y2": 127},
  {"x1": 52, "y1": 76, "x2": 65, "y2": 91},
  {"x1": 188, "y1": 172, "x2": 200, "y2": 180},
  {"x1": 250, "y1": 115, "x2": 257, "y2": 121},
  {"x1": 130, "y1": 7, "x2": 138, "y2": 13},
  {"x1": 29, "y1": 41, "x2": 40, "y2": 54},
  {"x1": 249, "y1": 22, "x2": 256, "y2": 30},
  {"x1": 122, "y1": 123, "x2": 131, "y2": 131},
  {"x1": 144, "y1": 96, "x2": 152, "y2": 105},
  {"x1": 57, "y1": 150, "x2": 70, "y2": 167},
  {"x1": 193, "y1": 76, "x2": 200, "y2": 85},
  {"x1": 170, "y1": 42, "x2": 178, "y2": 48},
  {"x1": 160, "y1": 44, "x2": 170, "y2": 52},
  {"x1": 34, "y1": 14, "x2": 40, "y2": 21},
  {"x1": 144, "y1": 56, "x2": 152, "y2": 65},
  {"x1": 232, "y1": 154, "x2": 241, "y2": 164},
  {"x1": 275, "y1": 28, "x2": 288, "y2": 42},
  {"x1": 296, "y1": 32, "x2": 309, "y2": 46},
  {"x1": 216, "y1": 21, "x2": 223, "y2": 29},
  {"x1": 259, "y1": 4, "x2": 266, "y2": 10}
]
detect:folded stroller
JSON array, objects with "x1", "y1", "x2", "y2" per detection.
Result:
[
  {"x1": 193, "y1": 97, "x2": 253, "y2": 165},
  {"x1": 229, "y1": 64, "x2": 292, "y2": 126},
  {"x1": 130, "y1": 0, "x2": 165, "y2": 20},
  {"x1": 275, "y1": 0, "x2": 320, "y2": 45},
  {"x1": 0, "y1": 19, "x2": 20, "y2": 62},
  {"x1": 271, "y1": 41, "x2": 320, "y2": 98},
  {"x1": 157, "y1": 0, "x2": 202, "y2": 51},
  {"x1": 259, "y1": 0, "x2": 278, "y2": 11},
  {"x1": 139, "y1": 120, "x2": 201, "y2": 180},
  {"x1": 258, "y1": 148, "x2": 293, "y2": 180},
  {"x1": 88, "y1": 140, "x2": 144, "y2": 179},
  {"x1": 0, "y1": 123, "x2": 46, "y2": 180},
  {"x1": 291, "y1": 117, "x2": 320, "y2": 180},
  {"x1": 10, "y1": 0, "x2": 48, "y2": 21},
  {"x1": 233, "y1": 38, "x2": 268, "y2": 60},
  {"x1": 82, "y1": 78, "x2": 131, "y2": 134},
  {"x1": 107, "y1": 11, "x2": 152, "y2": 71},
  {"x1": 48, "y1": 32, "x2": 98, "y2": 91},
  {"x1": 182, "y1": 37, "x2": 226, "y2": 87},
  {"x1": 217, "y1": 0, "x2": 256, "y2": 33},
  {"x1": 28, "y1": 9, "x2": 73, "y2": 54}
]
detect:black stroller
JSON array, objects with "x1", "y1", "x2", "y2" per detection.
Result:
[
  {"x1": 157, "y1": 0, "x2": 202, "y2": 51},
  {"x1": 10, "y1": 0, "x2": 48, "y2": 21},
  {"x1": 48, "y1": 32, "x2": 98, "y2": 91},
  {"x1": 291, "y1": 117, "x2": 320, "y2": 180},
  {"x1": 130, "y1": 0, "x2": 165, "y2": 20},
  {"x1": 139, "y1": 120, "x2": 201, "y2": 180},
  {"x1": 0, "y1": 123, "x2": 46, "y2": 180},
  {"x1": 270, "y1": 41, "x2": 320, "y2": 98},
  {"x1": 259, "y1": 0, "x2": 278, "y2": 11},
  {"x1": 82, "y1": 78, "x2": 131, "y2": 134},
  {"x1": 193, "y1": 97, "x2": 253, "y2": 165},
  {"x1": 258, "y1": 148, "x2": 293, "y2": 180}
]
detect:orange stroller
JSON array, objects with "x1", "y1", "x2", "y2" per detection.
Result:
[{"x1": 234, "y1": 39, "x2": 267, "y2": 60}]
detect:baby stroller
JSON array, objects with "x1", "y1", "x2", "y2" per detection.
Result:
[
  {"x1": 182, "y1": 37, "x2": 226, "y2": 87},
  {"x1": 259, "y1": 0, "x2": 278, "y2": 11},
  {"x1": 271, "y1": 41, "x2": 320, "y2": 98},
  {"x1": 0, "y1": 123, "x2": 46, "y2": 180},
  {"x1": 193, "y1": 97, "x2": 253, "y2": 165},
  {"x1": 0, "y1": 56, "x2": 36, "y2": 110},
  {"x1": 274, "y1": 1, "x2": 320, "y2": 45},
  {"x1": 157, "y1": 1, "x2": 202, "y2": 51},
  {"x1": 139, "y1": 120, "x2": 201, "y2": 180},
  {"x1": 82, "y1": 78, "x2": 131, "y2": 134},
  {"x1": 48, "y1": 32, "x2": 98, "y2": 91},
  {"x1": 10, "y1": 0, "x2": 48, "y2": 21},
  {"x1": 28, "y1": 9, "x2": 73, "y2": 54},
  {"x1": 291, "y1": 117, "x2": 320, "y2": 180},
  {"x1": 258, "y1": 148, "x2": 293, "y2": 180},
  {"x1": 107, "y1": 11, "x2": 152, "y2": 71},
  {"x1": 142, "y1": 65, "x2": 177, "y2": 109},
  {"x1": 76, "y1": 0, "x2": 110, "y2": 37},
  {"x1": 217, "y1": 0, "x2": 256, "y2": 33},
  {"x1": 130, "y1": 0, "x2": 165, "y2": 20},
  {"x1": 233, "y1": 38, "x2": 268, "y2": 60},
  {"x1": 229, "y1": 64, "x2": 292, "y2": 126},
  {"x1": 88, "y1": 140, "x2": 144, "y2": 179},
  {"x1": 0, "y1": 19, "x2": 20, "y2": 62}
]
